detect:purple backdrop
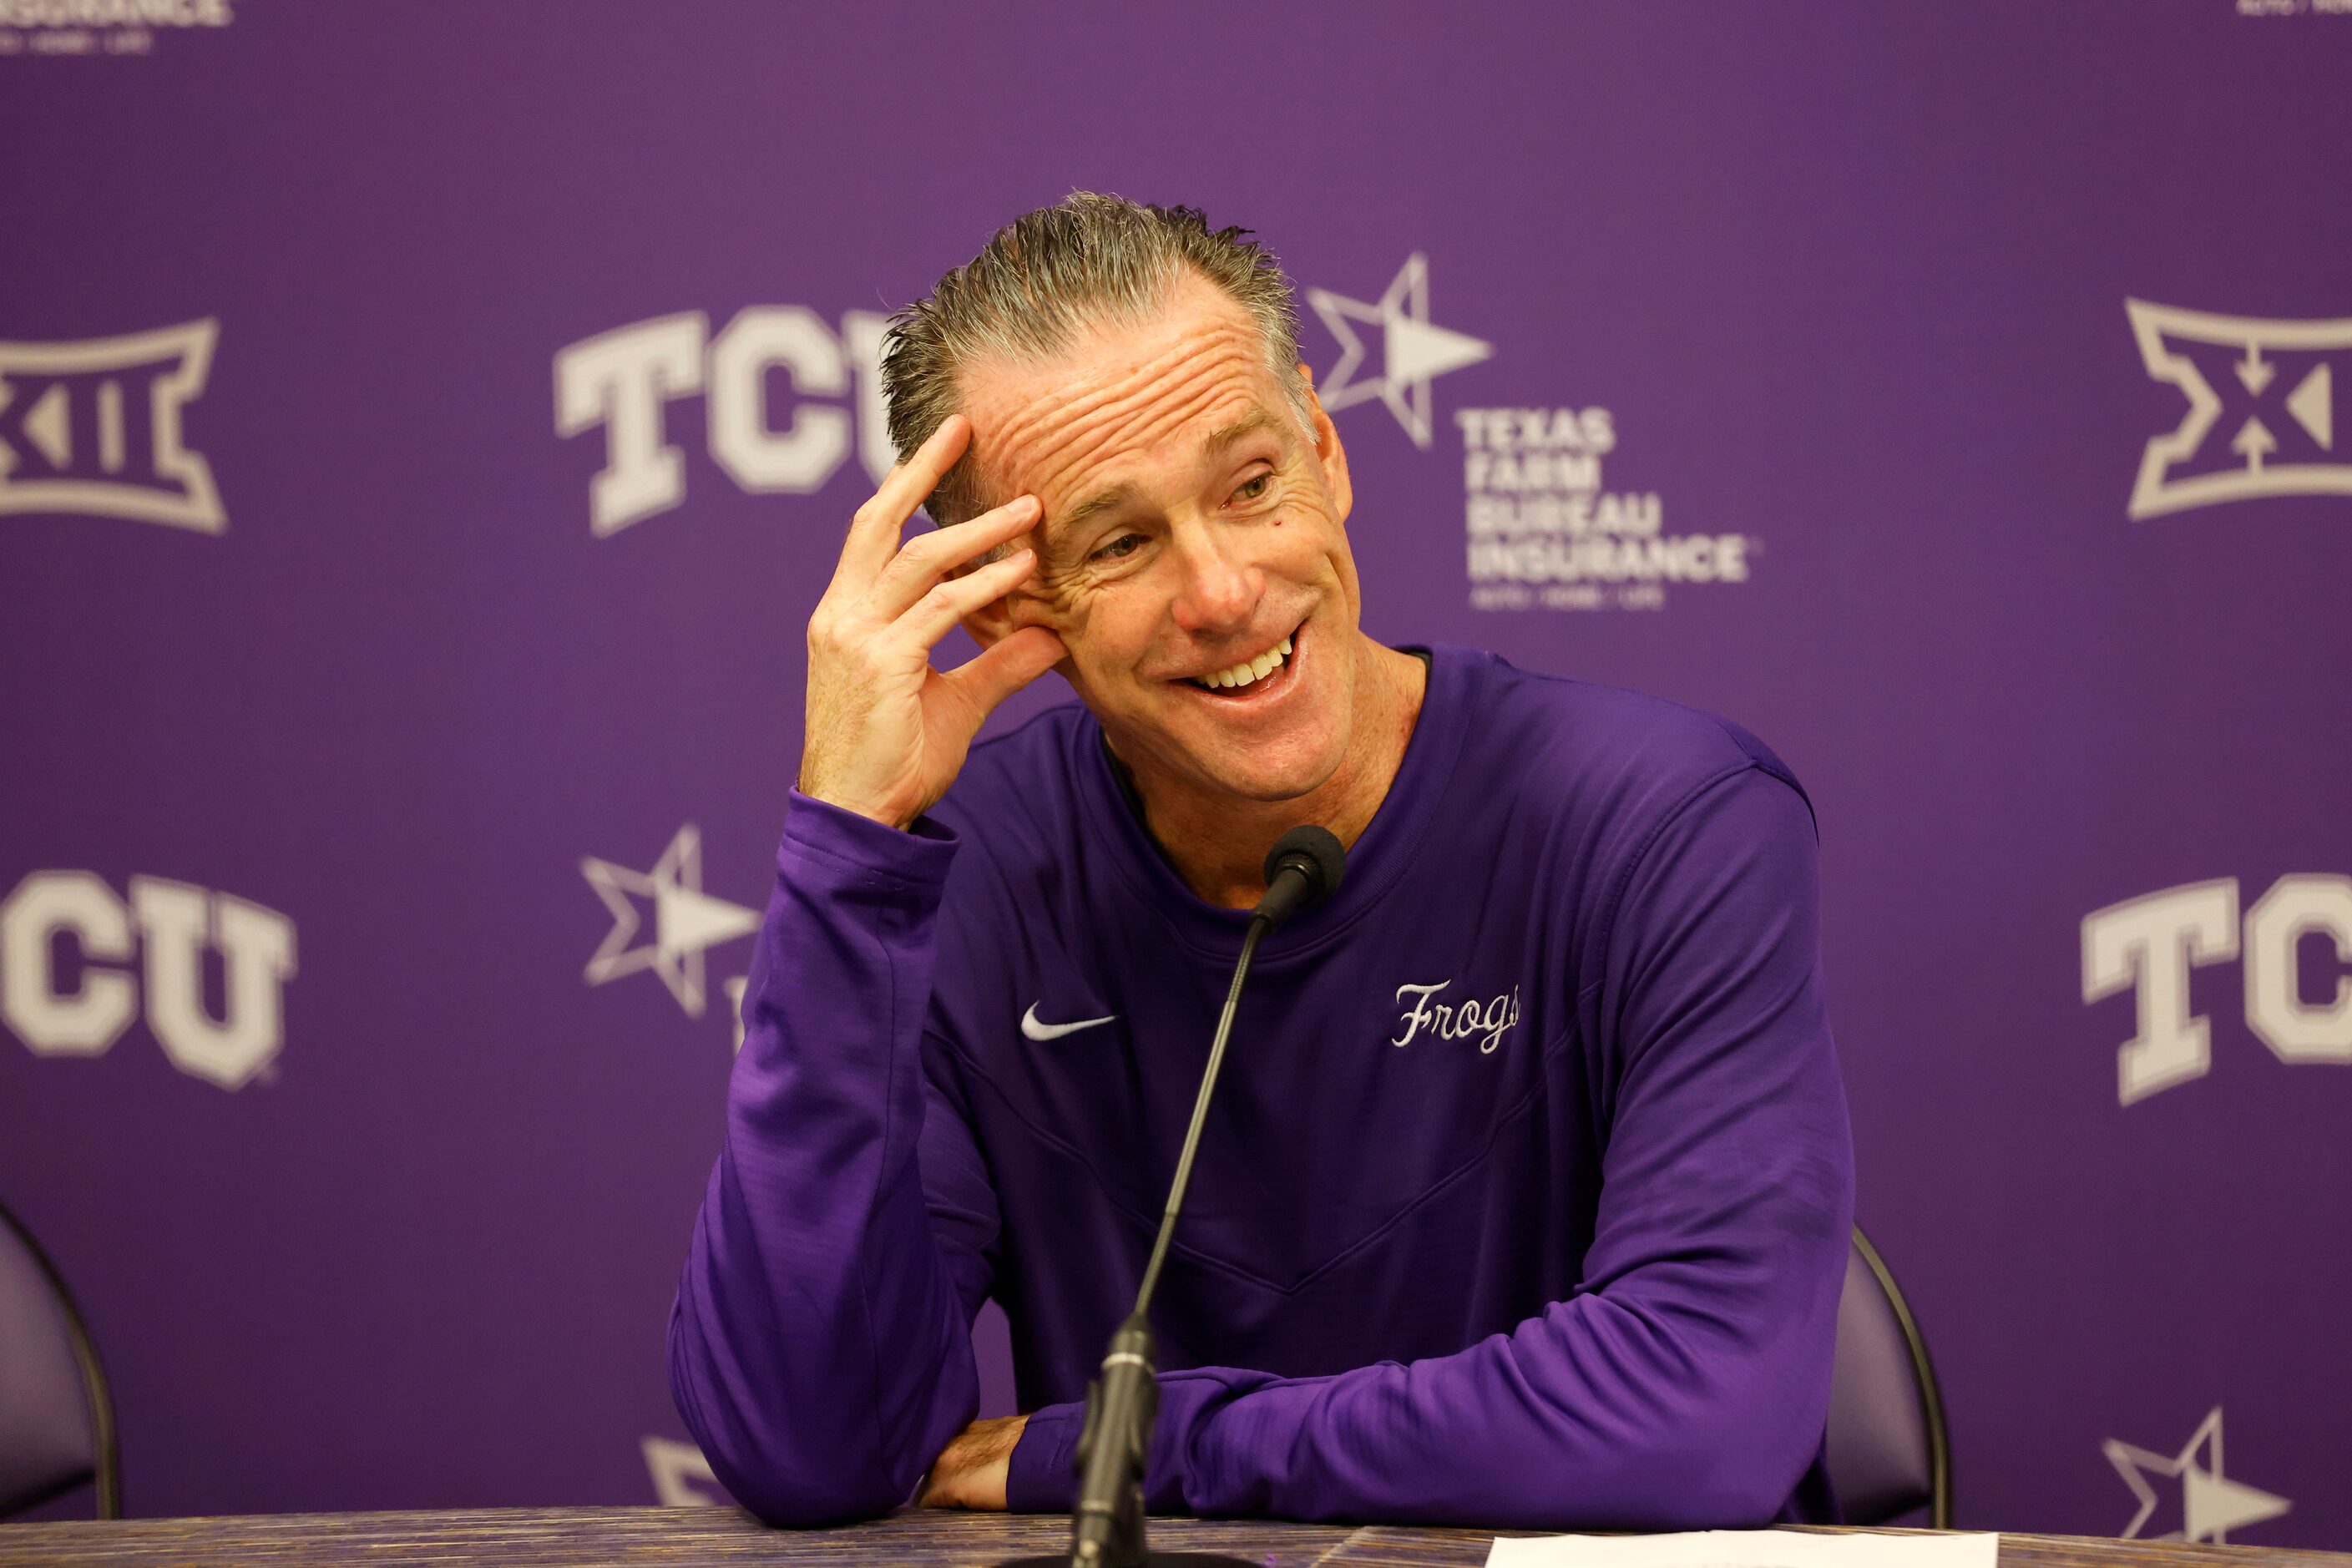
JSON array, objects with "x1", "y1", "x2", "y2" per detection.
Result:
[{"x1": 4, "y1": 0, "x2": 2349, "y2": 1547}]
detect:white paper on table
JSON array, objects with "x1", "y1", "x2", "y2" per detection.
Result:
[{"x1": 1485, "y1": 1529, "x2": 1998, "y2": 1568}]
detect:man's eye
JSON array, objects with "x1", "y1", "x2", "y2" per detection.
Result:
[
  {"x1": 1092, "y1": 533, "x2": 1146, "y2": 561},
  {"x1": 1233, "y1": 474, "x2": 1272, "y2": 503}
]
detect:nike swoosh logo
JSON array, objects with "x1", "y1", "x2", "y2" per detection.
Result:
[{"x1": 1021, "y1": 1003, "x2": 1116, "y2": 1041}]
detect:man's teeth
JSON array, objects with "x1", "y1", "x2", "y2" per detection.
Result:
[{"x1": 1194, "y1": 635, "x2": 1294, "y2": 690}]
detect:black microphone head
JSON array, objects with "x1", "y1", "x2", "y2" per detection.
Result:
[{"x1": 1263, "y1": 825, "x2": 1346, "y2": 909}]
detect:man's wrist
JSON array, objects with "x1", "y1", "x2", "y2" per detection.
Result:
[
  {"x1": 796, "y1": 776, "x2": 915, "y2": 833},
  {"x1": 782, "y1": 788, "x2": 959, "y2": 874},
  {"x1": 919, "y1": 1413, "x2": 1025, "y2": 1510},
  {"x1": 1002, "y1": 1400, "x2": 1085, "y2": 1514}
]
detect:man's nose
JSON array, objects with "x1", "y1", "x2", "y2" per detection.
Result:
[{"x1": 1166, "y1": 520, "x2": 1262, "y2": 635}]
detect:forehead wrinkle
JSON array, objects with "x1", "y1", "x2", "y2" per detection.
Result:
[
  {"x1": 986, "y1": 336, "x2": 1271, "y2": 524},
  {"x1": 1039, "y1": 370, "x2": 1247, "y2": 504},
  {"x1": 986, "y1": 321, "x2": 1255, "y2": 474},
  {"x1": 965, "y1": 307, "x2": 1268, "y2": 492}
]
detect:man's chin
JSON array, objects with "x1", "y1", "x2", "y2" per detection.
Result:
[
  {"x1": 1088, "y1": 670, "x2": 1351, "y2": 806},
  {"x1": 1162, "y1": 736, "x2": 1347, "y2": 806}
]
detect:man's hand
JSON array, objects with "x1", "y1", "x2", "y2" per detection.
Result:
[
  {"x1": 800, "y1": 415, "x2": 1065, "y2": 831},
  {"x1": 919, "y1": 1414, "x2": 1027, "y2": 1510}
]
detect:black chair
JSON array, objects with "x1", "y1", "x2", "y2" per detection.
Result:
[
  {"x1": 1826, "y1": 1226, "x2": 1951, "y2": 1527},
  {"x1": 0, "y1": 1200, "x2": 120, "y2": 1520}
]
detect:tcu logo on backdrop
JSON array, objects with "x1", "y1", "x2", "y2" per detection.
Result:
[
  {"x1": 2081, "y1": 875, "x2": 2349, "y2": 1105},
  {"x1": 0, "y1": 321, "x2": 225, "y2": 531},
  {"x1": 2126, "y1": 301, "x2": 2348, "y2": 518},
  {"x1": 1, "y1": 871, "x2": 297, "y2": 1090},
  {"x1": 553, "y1": 308, "x2": 895, "y2": 536}
]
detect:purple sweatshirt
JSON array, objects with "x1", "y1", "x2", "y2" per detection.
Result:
[{"x1": 670, "y1": 643, "x2": 1854, "y2": 1529}]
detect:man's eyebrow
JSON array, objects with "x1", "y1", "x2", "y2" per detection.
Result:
[
  {"x1": 1050, "y1": 485, "x2": 1138, "y2": 539},
  {"x1": 1204, "y1": 408, "x2": 1284, "y2": 456},
  {"x1": 1046, "y1": 409, "x2": 1289, "y2": 541}
]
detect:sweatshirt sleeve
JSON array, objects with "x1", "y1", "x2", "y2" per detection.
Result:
[
  {"x1": 667, "y1": 791, "x2": 999, "y2": 1525},
  {"x1": 1006, "y1": 764, "x2": 1854, "y2": 1528}
]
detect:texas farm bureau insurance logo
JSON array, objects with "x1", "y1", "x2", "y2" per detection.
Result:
[
  {"x1": 0, "y1": 321, "x2": 225, "y2": 531},
  {"x1": 2126, "y1": 301, "x2": 2348, "y2": 518},
  {"x1": 0, "y1": 0, "x2": 233, "y2": 57},
  {"x1": 1308, "y1": 255, "x2": 1753, "y2": 614}
]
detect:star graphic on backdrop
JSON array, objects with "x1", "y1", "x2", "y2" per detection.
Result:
[
  {"x1": 1306, "y1": 253, "x2": 1493, "y2": 449},
  {"x1": 2104, "y1": 1407, "x2": 2290, "y2": 1544},
  {"x1": 641, "y1": 1436, "x2": 725, "y2": 1508},
  {"x1": 581, "y1": 823, "x2": 761, "y2": 1018}
]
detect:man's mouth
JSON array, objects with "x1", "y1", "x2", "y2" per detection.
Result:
[{"x1": 1186, "y1": 630, "x2": 1296, "y2": 694}]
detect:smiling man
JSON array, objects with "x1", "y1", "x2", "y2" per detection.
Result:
[{"x1": 668, "y1": 195, "x2": 1854, "y2": 1530}]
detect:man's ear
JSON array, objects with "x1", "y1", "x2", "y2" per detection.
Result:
[
  {"x1": 959, "y1": 563, "x2": 1021, "y2": 650},
  {"x1": 1298, "y1": 364, "x2": 1353, "y2": 525}
]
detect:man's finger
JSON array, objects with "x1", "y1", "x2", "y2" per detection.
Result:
[
  {"x1": 867, "y1": 493, "x2": 1039, "y2": 620},
  {"x1": 894, "y1": 549, "x2": 1039, "y2": 650},
  {"x1": 834, "y1": 415, "x2": 971, "y2": 587},
  {"x1": 941, "y1": 624, "x2": 1066, "y2": 723}
]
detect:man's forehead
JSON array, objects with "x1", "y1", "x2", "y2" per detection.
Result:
[{"x1": 956, "y1": 286, "x2": 1285, "y2": 511}]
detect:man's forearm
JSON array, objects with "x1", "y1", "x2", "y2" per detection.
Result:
[
  {"x1": 1008, "y1": 1222, "x2": 1844, "y2": 1528},
  {"x1": 669, "y1": 793, "x2": 986, "y2": 1526}
]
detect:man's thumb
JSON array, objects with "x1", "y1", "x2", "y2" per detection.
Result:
[{"x1": 948, "y1": 625, "x2": 1066, "y2": 718}]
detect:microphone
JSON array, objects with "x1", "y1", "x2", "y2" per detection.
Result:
[
  {"x1": 1253, "y1": 825, "x2": 1346, "y2": 929},
  {"x1": 999, "y1": 827, "x2": 1346, "y2": 1568}
]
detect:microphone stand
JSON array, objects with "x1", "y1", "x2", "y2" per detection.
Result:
[{"x1": 1000, "y1": 829, "x2": 1342, "y2": 1568}]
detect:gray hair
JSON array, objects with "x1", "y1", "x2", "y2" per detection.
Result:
[{"x1": 881, "y1": 192, "x2": 1310, "y2": 527}]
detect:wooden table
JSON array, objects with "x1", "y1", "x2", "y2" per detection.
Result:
[{"x1": 2, "y1": 1507, "x2": 2345, "y2": 1567}]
